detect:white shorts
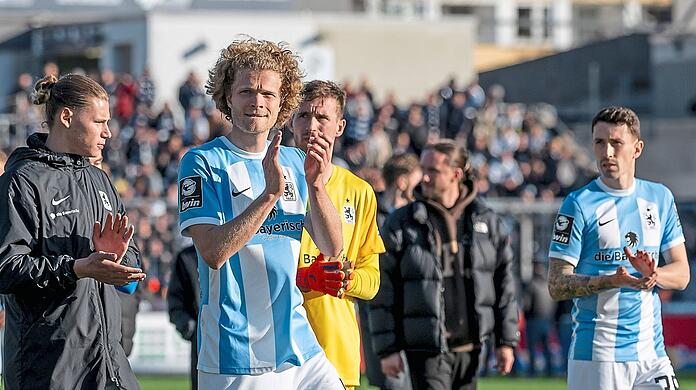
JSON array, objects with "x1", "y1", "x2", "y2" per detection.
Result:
[
  {"x1": 198, "y1": 352, "x2": 345, "y2": 390},
  {"x1": 568, "y1": 357, "x2": 679, "y2": 390}
]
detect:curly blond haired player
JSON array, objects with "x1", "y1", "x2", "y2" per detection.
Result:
[{"x1": 178, "y1": 38, "x2": 345, "y2": 389}]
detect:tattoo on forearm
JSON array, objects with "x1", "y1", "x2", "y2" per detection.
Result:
[{"x1": 548, "y1": 260, "x2": 614, "y2": 300}]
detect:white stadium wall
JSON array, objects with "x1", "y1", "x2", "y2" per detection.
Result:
[
  {"x1": 317, "y1": 16, "x2": 477, "y2": 105},
  {"x1": 114, "y1": 11, "x2": 478, "y2": 111},
  {"x1": 145, "y1": 11, "x2": 319, "y2": 112}
]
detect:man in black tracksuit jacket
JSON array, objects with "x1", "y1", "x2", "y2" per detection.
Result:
[
  {"x1": 0, "y1": 133, "x2": 141, "y2": 389},
  {"x1": 369, "y1": 140, "x2": 519, "y2": 390},
  {"x1": 167, "y1": 245, "x2": 200, "y2": 390}
]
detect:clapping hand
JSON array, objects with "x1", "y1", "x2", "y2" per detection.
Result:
[
  {"x1": 304, "y1": 130, "x2": 333, "y2": 188},
  {"x1": 92, "y1": 213, "x2": 134, "y2": 263},
  {"x1": 262, "y1": 131, "x2": 285, "y2": 199}
]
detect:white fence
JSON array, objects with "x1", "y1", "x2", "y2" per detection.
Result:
[{"x1": 129, "y1": 311, "x2": 191, "y2": 375}]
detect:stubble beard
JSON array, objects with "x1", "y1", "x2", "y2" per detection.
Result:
[{"x1": 230, "y1": 112, "x2": 272, "y2": 135}]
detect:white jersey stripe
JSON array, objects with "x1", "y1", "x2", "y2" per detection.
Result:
[
  {"x1": 227, "y1": 161, "x2": 255, "y2": 213},
  {"x1": 180, "y1": 216, "x2": 222, "y2": 236},
  {"x1": 288, "y1": 239, "x2": 305, "y2": 363},
  {"x1": 637, "y1": 198, "x2": 661, "y2": 247},
  {"x1": 636, "y1": 290, "x2": 658, "y2": 361},
  {"x1": 280, "y1": 166, "x2": 306, "y2": 215},
  {"x1": 661, "y1": 237, "x2": 685, "y2": 253},
  {"x1": 548, "y1": 251, "x2": 579, "y2": 266},
  {"x1": 596, "y1": 200, "x2": 620, "y2": 249},
  {"x1": 592, "y1": 288, "x2": 620, "y2": 361},
  {"x1": 239, "y1": 245, "x2": 276, "y2": 369},
  {"x1": 199, "y1": 268, "x2": 222, "y2": 373}
]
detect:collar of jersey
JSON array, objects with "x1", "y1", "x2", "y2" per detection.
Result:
[
  {"x1": 595, "y1": 177, "x2": 635, "y2": 197},
  {"x1": 219, "y1": 136, "x2": 268, "y2": 160}
]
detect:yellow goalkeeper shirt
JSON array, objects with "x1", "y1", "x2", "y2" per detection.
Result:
[{"x1": 299, "y1": 165, "x2": 385, "y2": 387}]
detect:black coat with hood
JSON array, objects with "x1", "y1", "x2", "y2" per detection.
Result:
[
  {"x1": 0, "y1": 133, "x2": 140, "y2": 390},
  {"x1": 369, "y1": 180, "x2": 519, "y2": 358}
]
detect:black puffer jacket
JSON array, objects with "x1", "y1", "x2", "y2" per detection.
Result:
[
  {"x1": 369, "y1": 190, "x2": 519, "y2": 358},
  {"x1": 0, "y1": 133, "x2": 140, "y2": 390}
]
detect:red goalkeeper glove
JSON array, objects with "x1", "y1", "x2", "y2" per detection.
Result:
[{"x1": 297, "y1": 254, "x2": 355, "y2": 298}]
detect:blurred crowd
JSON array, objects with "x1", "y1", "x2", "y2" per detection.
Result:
[
  {"x1": 0, "y1": 64, "x2": 610, "y2": 308},
  {"x1": 3, "y1": 64, "x2": 696, "y2": 381}
]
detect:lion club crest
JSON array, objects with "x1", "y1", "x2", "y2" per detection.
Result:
[{"x1": 625, "y1": 232, "x2": 639, "y2": 248}]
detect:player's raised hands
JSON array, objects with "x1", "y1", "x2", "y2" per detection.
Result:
[
  {"x1": 93, "y1": 213, "x2": 134, "y2": 263},
  {"x1": 73, "y1": 251, "x2": 146, "y2": 286},
  {"x1": 262, "y1": 131, "x2": 285, "y2": 199},
  {"x1": 613, "y1": 265, "x2": 657, "y2": 290},
  {"x1": 623, "y1": 247, "x2": 657, "y2": 278},
  {"x1": 304, "y1": 130, "x2": 333, "y2": 188}
]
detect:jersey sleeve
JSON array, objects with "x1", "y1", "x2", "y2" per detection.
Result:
[
  {"x1": 178, "y1": 150, "x2": 222, "y2": 236},
  {"x1": 660, "y1": 187, "x2": 685, "y2": 253},
  {"x1": 548, "y1": 195, "x2": 585, "y2": 267}
]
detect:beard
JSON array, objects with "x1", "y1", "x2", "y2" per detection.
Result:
[{"x1": 230, "y1": 110, "x2": 275, "y2": 135}]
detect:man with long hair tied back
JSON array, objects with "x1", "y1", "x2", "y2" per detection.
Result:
[{"x1": 0, "y1": 73, "x2": 145, "y2": 390}]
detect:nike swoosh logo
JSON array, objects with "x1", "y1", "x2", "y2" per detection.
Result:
[
  {"x1": 598, "y1": 218, "x2": 615, "y2": 226},
  {"x1": 231, "y1": 187, "x2": 250, "y2": 197},
  {"x1": 51, "y1": 195, "x2": 71, "y2": 206}
]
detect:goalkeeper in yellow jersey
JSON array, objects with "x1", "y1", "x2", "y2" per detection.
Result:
[{"x1": 292, "y1": 80, "x2": 385, "y2": 389}]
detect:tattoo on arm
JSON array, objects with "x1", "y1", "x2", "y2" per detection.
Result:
[{"x1": 547, "y1": 259, "x2": 615, "y2": 300}]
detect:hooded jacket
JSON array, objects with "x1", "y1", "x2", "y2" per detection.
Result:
[
  {"x1": 0, "y1": 133, "x2": 140, "y2": 390},
  {"x1": 369, "y1": 181, "x2": 519, "y2": 358}
]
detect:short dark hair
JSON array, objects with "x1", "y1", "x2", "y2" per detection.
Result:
[
  {"x1": 422, "y1": 139, "x2": 472, "y2": 179},
  {"x1": 382, "y1": 153, "x2": 419, "y2": 187},
  {"x1": 301, "y1": 80, "x2": 346, "y2": 118},
  {"x1": 591, "y1": 106, "x2": 641, "y2": 139},
  {"x1": 32, "y1": 74, "x2": 108, "y2": 128}
]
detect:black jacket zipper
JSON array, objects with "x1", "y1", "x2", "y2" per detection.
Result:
[{"x1": 95, "y1": 279, "x2": 121, "y2": 388}]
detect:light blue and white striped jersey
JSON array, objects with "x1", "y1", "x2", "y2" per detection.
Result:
[
  {"x1": 549, "y1": 178, "x2": 684, "y2": 362},
  {"x1": 178, "y1": 136, "x2": 322, "y2": 375}
]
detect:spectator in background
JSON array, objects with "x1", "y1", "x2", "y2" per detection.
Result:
[
  {"x1": 155, "y1": 102, "x2": 176, "y2": 134},
  {"x1": 401, "y1": 104, "x2": 429, "y2": 156},
  {"x1": 167, "y1": 245, "x2": 199, "y2": 390},
  {"x1": 424, "y1": 93, "x2": 444, "y2": 136},
  {"x1": 376, "y1": 153, "x2": 421, "y2": 227},
  {"x1": 364, "y1": 121, "x2": 392, "y2": 169},
  {"x1": 43, "y1": 62, "x2": 59, "y2": 78},
  {"x1": 137, "y1": 67, "x2": 156, "y2": 108},
  {"x1": 116, "y1": 74, "x2": 139, "y2": 125},
  {"x1": 178, "y1": 71, "x2": 204, "y2": 121},
  {"x1": 344, "y1": 91, "x2": 373, "y2": 146},
  {"x1": 7, "y1": 73, "x2": 32, "y2": 113},
  {"x1": 100, "y1": 69, "x2": 118, "y2": 113},
  {"x1": 554, "y1": 298, "x2": 573, "y2": 375},
  {"x1": 184, "y1": 105, "x2": 210, "y2": 145},
  {"x1": 445, "y1": 91, "x2": 474, "y2": 140},
  {"x1": 523, "y1": 262, "x2": 555, "y2": 377}
]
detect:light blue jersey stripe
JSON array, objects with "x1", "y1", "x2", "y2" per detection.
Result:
[{"x1": 219, "y1": 253, "x2": 250, "y2": 371}]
